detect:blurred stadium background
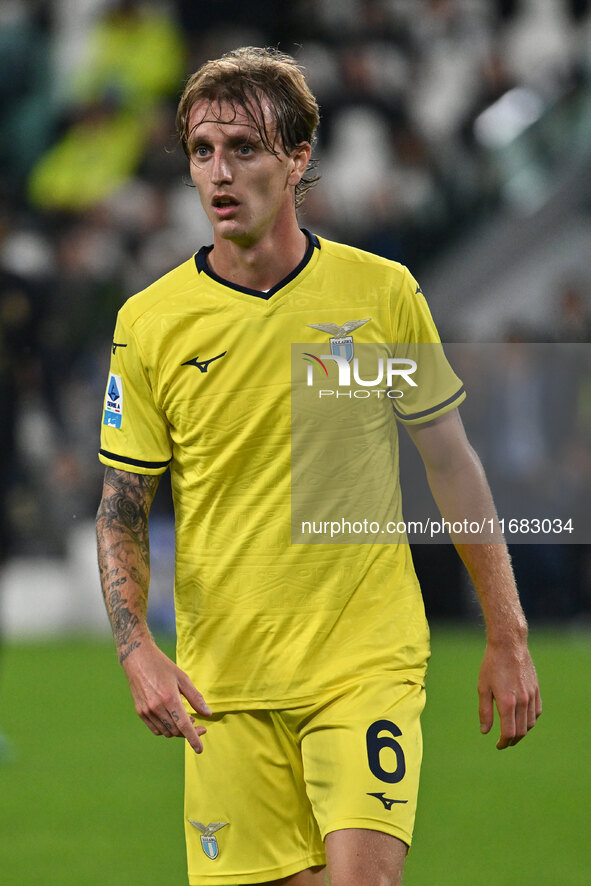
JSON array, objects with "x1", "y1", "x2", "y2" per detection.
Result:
[{"x1": 0, "y1": 1, "x2": 590, "y2": 884}]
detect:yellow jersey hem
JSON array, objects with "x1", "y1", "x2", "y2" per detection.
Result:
[
  {"x1": 188, "y1": 851, "x2": 326, "y2": 884},
  {"x1": 189, "y1": 666, "x2": 429, "y2": 715}
]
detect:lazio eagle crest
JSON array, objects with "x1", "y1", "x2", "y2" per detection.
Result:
[
  {"x1": 307, "y1": 319, "x2": 371, "y2": 362},
  {"x1": 189, "y1": 820, "x2": 229, "y2": 859}
]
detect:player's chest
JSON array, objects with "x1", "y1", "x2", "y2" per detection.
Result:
[{"x1": 148, "y1": 298, "x2": 392, "y2": 409}]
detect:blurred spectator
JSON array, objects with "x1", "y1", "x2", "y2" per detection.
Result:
[
  {"x1": 501, "y1": 0, "x2": 579, "y2": 91},
  {"x1": 28, "y1": 2, "x2": 188, "y2": 213},
  {"x1": 0, "y1": 219, "x2": 77, "y2": 556},
  {"x1": 551, "y1": 277, "x2": 591, "y2": 342},
  {"x1": 461, "y1": 50, "x2": 519, "y2": 150},
  {"x1": 72, "y1": 1, "x2": 186, "y2": 112},
  {"x1": 404, "y1": 0, "x2": 495, "y2": 142},
  {"x1": 0, "y1": 2, "x2": 57, "y2": 196},
  {"x1": 28, "y1": 96, "x2": 146, "y2": 212}
]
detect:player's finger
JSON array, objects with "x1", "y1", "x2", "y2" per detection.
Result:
[
  {"x1": 478, "y1": 687, "x2": 494, "y2": 735},
  {"x1": 496, "y1": 695, "x2": 516, "y2": 750},
  {"x1": 159, "y1": 713, "x2": 181, "y2": 737},
  {"x1": 527, "y1": 691, "x2": 538, "y2": 730},
  {"x1": 512, "y1": 690, "x2": 530, "y2": 744},
  {"x1": 149, "y1": 698, "x2": 181, "y2": 736},
  {"x1": 138, "y1": 695, "x2": 180, "y2": 736},
  {"x1": 149, "y1": 701, "x2": 186, "y2": 738},
  {"x1": 171, "y1": 707, "x2": 207, "y2": 753},
  {"x1": 140, "y1": 711, "x2": 174, "y2": 738},
  {"x1": 525, "y1": 684, "x2": 543, "y2": 733},
  {"x1": 178, "y1": 673, "x2": 212, "y2": 717},
  {"x1": 168, "y1": 707, "x2": 207, "y2": 741}
]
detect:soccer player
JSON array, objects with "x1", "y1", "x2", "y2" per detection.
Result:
[{"x1": 96, "y1": 47, "x2": 541, "y2": 886}]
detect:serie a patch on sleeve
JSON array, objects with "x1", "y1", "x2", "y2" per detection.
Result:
[{"x1": 103, "y1": 373, "x2": 123, "y2": 428}]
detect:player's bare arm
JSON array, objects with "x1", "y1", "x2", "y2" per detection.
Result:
[
  {"x1": 96, "y1": 466, "x2": 157, "y2": 662},
  {"x1": 407, "y1": 409, "x2": 542, "y2": 749},
  {"x1": 96, "y1": 467, "x2": 211, "y2": 752}
]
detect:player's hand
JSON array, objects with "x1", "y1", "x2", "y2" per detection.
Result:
[
  {"x1": 477, "y1": 640, "x2": 542, "y2": 749},
  {"x1": 121, "y1": 639, "x2": 211, "y2": 753}
]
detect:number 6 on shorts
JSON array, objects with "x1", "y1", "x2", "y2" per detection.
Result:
[{"x1": 366, "y1": 719, "x2": 406, "y2": 784}]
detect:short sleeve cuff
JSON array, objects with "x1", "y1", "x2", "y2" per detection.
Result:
[
  {"x1": 98, "y1": 448, "x2": 171, "y2": 475},
  {"x1": 392, "y1": 385, "x2": 466, "y2": 425}
]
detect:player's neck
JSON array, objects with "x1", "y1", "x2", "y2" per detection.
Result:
[{"x1": 208, "y1": 218, "x2": 307, "y2": 292}]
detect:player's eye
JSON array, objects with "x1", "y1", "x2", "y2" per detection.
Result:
[
  {"x1": 192, "y1": 145, "x2": 210, "y2": 158},
  {"x1": 237, "y1": 144, "x2": 254, "y2": 156}
]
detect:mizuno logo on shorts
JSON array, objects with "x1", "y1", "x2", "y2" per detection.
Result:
[{"x1": 367, "y1": 792, "x2": 407, "y2": 809}]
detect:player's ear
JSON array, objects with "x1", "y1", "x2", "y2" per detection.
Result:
[{"x1": 288, "y1": 142, "x2": 312, "y2": 186}]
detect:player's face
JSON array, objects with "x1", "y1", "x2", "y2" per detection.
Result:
[{"x1": 186, "y1": 100, "x2": 309, "y2": 246}]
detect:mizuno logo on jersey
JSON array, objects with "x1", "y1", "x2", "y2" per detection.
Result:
[{"x1": 182, "y1": 352, "x2": 227, "y2": 373}]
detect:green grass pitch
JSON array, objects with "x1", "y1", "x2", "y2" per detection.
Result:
[{"x1": 0, "y1": 627, "x2": 589, "y2": 885}]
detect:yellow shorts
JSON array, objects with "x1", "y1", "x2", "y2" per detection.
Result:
[{"x1": 184, "y1": 674, "x2": 426, "y2": 885}]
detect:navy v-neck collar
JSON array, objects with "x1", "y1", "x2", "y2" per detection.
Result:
[{"x1": 194, "y1": 229, "x2": 320, "y2": 300}]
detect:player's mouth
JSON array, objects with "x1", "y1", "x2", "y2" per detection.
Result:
[{"x1": 212, "y1": 194, "x2": 239, "y2": 218}]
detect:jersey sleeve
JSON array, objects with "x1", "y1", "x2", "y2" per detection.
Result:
[
  {"x1": 99, "y1": 312, "x2": 172, "y2": 475},
  {"x1": 389, "y1": 266, "x2": 465, "y2": 425}
]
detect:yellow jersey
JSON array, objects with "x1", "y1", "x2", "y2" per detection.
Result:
[{"x1": 99, "y1": 232, "x2": 464, "y2": 709}]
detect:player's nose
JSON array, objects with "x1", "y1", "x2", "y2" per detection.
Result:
[{"x1": 211, "y1": 151, "x2": 232, "y2": 185}]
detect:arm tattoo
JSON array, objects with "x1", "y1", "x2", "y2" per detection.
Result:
[
  {"x1": 119, "y1": 641, "x2": 141, "y2": 664},
  {"x1": 108, "y1": 587, "x2": 139, "y2": 647},
  {"x1": 96, "y1": 468, "x2": 160, "y2": 659}
]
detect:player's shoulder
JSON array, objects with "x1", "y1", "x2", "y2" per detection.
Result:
[
  {"x1": 317, "y1": 235, "x2": 409, "y2": 284},
  {"x1": 118, "y1": 254, "x2": 200, "y2": 328}
]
